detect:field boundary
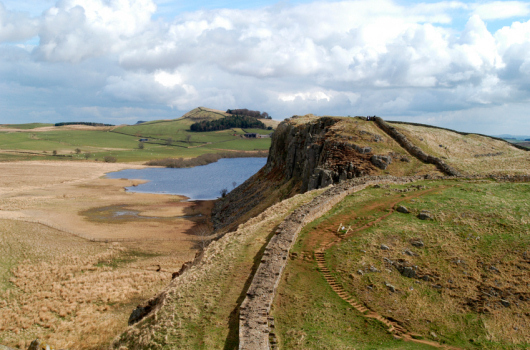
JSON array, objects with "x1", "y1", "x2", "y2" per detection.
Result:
[
  {"x1": 238, "y1": 175, "x2": 425, "y2": 350},
  {"x1": 239, "y1": 174, "x2": 530, "y2": 349}
]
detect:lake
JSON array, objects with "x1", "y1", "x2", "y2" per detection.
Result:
[{"x1": 106, "y1": 157, "x2": 267, "y2": 200}]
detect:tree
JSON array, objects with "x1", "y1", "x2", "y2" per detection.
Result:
[
  {"x1": 194, "y1": 224, "x2": 212, "y2": 250},
  {"x1": 138, "y1": 142, "x2": 144, "y2": 149},
  {"x1": 186, "y1": 135, "x2": 192, "y2": 144},
  {"x1": 84, "y1": 153, "x2": 90, "y2": 160},
  {"x1": 104, "y1": 156, "x2": 117, "y2": 163},
  {"x1": 166, "y1": 137, "x2": 173, "y2": 146},
  {"x1": 52, "y1": 150, "x2": 57, "y2": 156},
  {"x1": 75, "y1": 148, "x2": 81, "y2": 154},
  {"x1": 232, "y1": 181, "x2": 237, "y2": 189},
  {"x1": 220, "y1": 188, "x2": 228, "y2": 197}
]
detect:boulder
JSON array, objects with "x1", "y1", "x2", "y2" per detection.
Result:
[
  {"x1": 396, "y1": 205, "x2": 409, "y2": 214},
  {"x1": 410, "y1": 239, "x2": 424, "y2": 248},
  {"x1": 418, "y1": 210, "x2": 432, "y2": 220},
  {"x1": 371, "y1": 155, "x2": 392, "y2": 170}
]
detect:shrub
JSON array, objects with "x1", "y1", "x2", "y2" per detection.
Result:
[
  {"x1": 138, "y1": 142, "x2": 144, "y2": 150},
  {"x1": 104, "y1": 156, "x2": 117, "y2": 163}
]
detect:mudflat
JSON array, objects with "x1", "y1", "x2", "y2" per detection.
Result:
[{"x1": 0, "y1": 161, "x2": 211, "y2": 348}]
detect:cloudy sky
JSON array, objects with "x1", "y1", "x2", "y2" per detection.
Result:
[{"x1": 1, "y1": 0, "x2": 530, "y2": 134}]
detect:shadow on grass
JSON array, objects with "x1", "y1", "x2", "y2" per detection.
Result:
[{"x1": 223, "y1": 226, "x2": 279, "y2": 350}]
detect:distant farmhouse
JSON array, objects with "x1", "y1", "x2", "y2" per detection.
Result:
[{"x1": 244, "y1": 133, "x2": 272, "y2": 139}]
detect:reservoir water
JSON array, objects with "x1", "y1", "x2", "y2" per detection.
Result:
[{"x1": 106, "y1": 157, "x2": 267, "y2": 200}]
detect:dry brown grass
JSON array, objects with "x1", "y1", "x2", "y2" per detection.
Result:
[
  {"x1": 0, "y1": 161, "x2": 207, "y2": 348},
  {"x1": 388, "y1": 123, "x2": 530, "y2": 175},
  {"x1": 0, "y1": 219, "x2": 179, "y2": 349}
]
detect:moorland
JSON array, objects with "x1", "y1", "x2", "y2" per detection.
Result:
[{"x1": 1, "y1": 111, "x2": 529, "y2": 350}]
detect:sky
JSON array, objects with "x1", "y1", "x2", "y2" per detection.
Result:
[{"x1": 1, "y1": 0, "x2": 530, "y2": 135}]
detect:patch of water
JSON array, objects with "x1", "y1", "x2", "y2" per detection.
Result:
[{"x1": 106, "y1": 157, "x2": 266, "y2": 200}]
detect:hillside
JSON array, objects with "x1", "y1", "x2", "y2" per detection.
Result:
[
  {"x1": 0, "y1": 107, "x2": 274, "y2": 163},
  {"x1": 109, "y1": 114, "x2": 530, "y2": 350}
]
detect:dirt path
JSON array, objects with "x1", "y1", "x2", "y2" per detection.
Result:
[{"x1": 311, "y1": 186, "x2": 461, "y2": 349}]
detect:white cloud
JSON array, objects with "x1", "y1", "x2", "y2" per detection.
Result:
[
  {"x1": 0, "y1": 2, "x2": 38, "y2": 42},
  {"x1": 2, "y1": 0, "x2": 530, "y2": 133},
  {"x1": 35, "y1": 0, "x2": 157, "y2": 62},
  {"x1": 473, "y1": 1, "x2": 530, "y2": 20}
]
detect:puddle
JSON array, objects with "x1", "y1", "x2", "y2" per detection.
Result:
[{"x1": 81, "y1": 205, "x2": 202, "y2": 223}]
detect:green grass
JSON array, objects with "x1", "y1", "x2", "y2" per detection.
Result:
[
  {"x1": 0, "y1": 118, "x2": 271, "y2": 163},
  {"x1": 1, "y1": 123, "x2": 54, "y2": 129},
  {"x1": 279, "y1": 180, "x2": 530, "y2": 349}
]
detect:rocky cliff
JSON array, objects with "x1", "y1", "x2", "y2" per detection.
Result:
[{"x1": 212, "y1": 115, "x2": 382, "y2": 232}]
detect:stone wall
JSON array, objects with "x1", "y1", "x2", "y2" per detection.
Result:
[
  {"x1": 373, "y1": 117, "x2": 460, "y2": 176},
  {"x1": 238, "y1": 175, "x2": 424, "y2": 350}
]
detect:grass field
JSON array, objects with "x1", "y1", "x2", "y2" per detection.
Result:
[
  {"x1": 0, "y1": 123, "x2": 54, "y2": 129},
  {"x1": 274, "y1": 179, "x2": 530, "y2": 349},
  {"x1": 0, "y1": 114, "x2": 272, "y2": 163},
  {"x1": 0, "y1": 161, "x2": 213, "y2": 349}
]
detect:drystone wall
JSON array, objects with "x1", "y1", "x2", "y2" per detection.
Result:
[
  {"x1": 238, "y1": 175, "x2": 424, "y2": 350},
  {"x1": 373, "y1": 117, "x2": 460, "y2": 176}
]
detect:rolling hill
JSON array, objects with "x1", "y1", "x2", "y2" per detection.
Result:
[{"x1": 113, "y1": 114, "x2": 530, "y2": 350}]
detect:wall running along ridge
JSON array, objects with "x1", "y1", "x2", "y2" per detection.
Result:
[
  {"x1": 238, "y1": 175, "x2": 426, "y2": 350},
  {"x1": 373, "y1": 117, "x2": 460, "y2": 176}
]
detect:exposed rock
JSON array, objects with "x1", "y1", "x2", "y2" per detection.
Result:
[
  {"x1": 501, "y1": 299, "x2": 511, "y2": 307},
  {"x1": 369, "y1": 266, "x2": 380, "y2": 273},
  {"x1": 418, "y1": 210, "x2": 432, "y2": 220},
  {"x1": 403, "y1": 249, "x2": 415, "y2": 256},
  {"x1": 396, "y1": 205, "x2": 409, "y2": 213},
  {"x1": 411, "y1": 239, "x2": 424, "y2": 248},
  {"x1": 380, "y1": 244, "x2": 390, "y2": 250},
  {"x1": 401, "y1": 266, "x2": 417, "y2": 278},
  {"x1": 212, "y1": 116, "x2": 381, "y2": 231},
  {"x1": 357, "y1": 270, "x2": 364, "y2": 276},
  {"x1": 385, "y1": 282, "x2": 396, "y2": 292},
  {"x1": 371, "y1": 155, "x2": 392, "y2": 170}
]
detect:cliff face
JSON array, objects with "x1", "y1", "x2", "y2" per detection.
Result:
[
  {"x1": 211, "y1": 116, "x2": 378, "y2": 231},
  {"x1": 266, "y1": 116, "x2": 378, "y2": 191}
]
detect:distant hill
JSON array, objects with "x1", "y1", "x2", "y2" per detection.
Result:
[{"x1": 180, "y1": 107, "x2": 231, "y2": 121}]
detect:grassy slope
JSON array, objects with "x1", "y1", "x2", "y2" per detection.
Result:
[
  {"x1": 0, "y1": 123, "x2": 54, "y2": 129},
  {"x1": 113, "y1": 188, "x2": 325, "y2": 349},
  {"x1": 274, "y1": 180, "x2": 530, "y2": 349},
  {"x1": 0, "y1": 220, "x2": 172, "y2": 349},
  {"x1": 0, "y1": 108, "x2": 272, "y2": 163},
  {"x1": 387, "y1": 122, "x2": 530, "y2": 175}
]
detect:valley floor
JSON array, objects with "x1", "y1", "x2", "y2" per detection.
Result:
[{"x1": 0, "y1": 161, "x2": 209, "y2": 348}]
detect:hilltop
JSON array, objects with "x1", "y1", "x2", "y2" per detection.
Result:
[
  {"x1": 110, "y1": 114, "x2": 530, "y2": 350},
  {"x1": 0, "y1": 107, "x2": 275, "y2": 163}
]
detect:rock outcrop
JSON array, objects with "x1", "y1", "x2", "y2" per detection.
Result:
[{"x1": 212, "y1": 116, "x2": 379, "y2": 231}]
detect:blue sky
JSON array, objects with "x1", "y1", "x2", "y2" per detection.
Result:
[{"x1": 1, "y1": 0, "x2": 530, "y2": 134}]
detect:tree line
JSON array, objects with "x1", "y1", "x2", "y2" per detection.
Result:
[
  {"x1": 54, "y1": 122, "x2": 115, "y2": 127},
  {"x1": 226, "y1": 109, "x2": 271, "y2": 119},
  {"x1": 190, "y1": 115, "x2": 266, "y2": 132}
]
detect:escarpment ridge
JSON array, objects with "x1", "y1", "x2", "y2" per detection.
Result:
[{"x1": 212, "y1": 114, "x2": 528, "y2": 233}]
